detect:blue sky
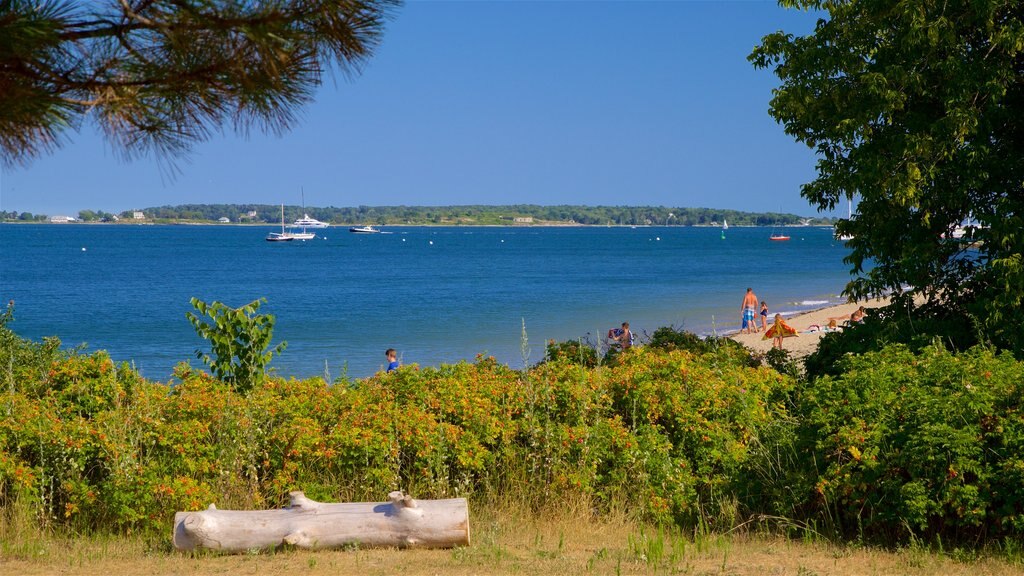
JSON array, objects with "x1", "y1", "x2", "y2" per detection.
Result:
[{"x1": 0, "y1": 1, "x2": 827, "y2": 217}]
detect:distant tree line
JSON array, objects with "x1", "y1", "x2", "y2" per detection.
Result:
[
  {"x1": 0, "y1": 210, "x2": 46, "y2": 222},
  {"x1": 0, "y1": 205, "x2": 831, "y2": 226}
]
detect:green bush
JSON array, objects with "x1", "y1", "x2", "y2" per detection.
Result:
[
  {"x1": 804, "y1": 298, "x2": 981, "y2": 380},
  {"x1": 788, "y1": 343, "x2": 1024, "y2": 544},
  {"x1": 185, "y1": 297, "x2": 286, "y2": 392},
  {"x1": 543, "y1": 338, "x2": 599, "y2": 367},
  {"x1": 648, "y1": 326, "x2": 760, "y2": 369}
]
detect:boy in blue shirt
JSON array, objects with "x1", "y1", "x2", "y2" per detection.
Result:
[{"x1": 386, "y1": 348, "x2": 399, "y2": 373}]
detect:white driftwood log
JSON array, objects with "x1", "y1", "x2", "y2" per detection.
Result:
[{"x1": 172, "y1": 491, "x2": 470, "y2": 552}]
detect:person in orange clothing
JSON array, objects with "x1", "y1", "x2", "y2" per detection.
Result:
[{"x1": 764, "y1": 313, "x2": 799, "y2": 349}]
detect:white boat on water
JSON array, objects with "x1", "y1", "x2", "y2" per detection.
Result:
[
  {"x1": 293, "y1": 214, "x2": 329, "y2": 229},
  {"x1": 349, "y1": 225, "x2": 381, "y2": 234},
  {"x1": 290, "y1": 230, "x2": 316, "y2": 240},
  {"x1": 267, "y1": 205, "x2": 296, "y2": 242},
  {"x1": 835, "y1": 198, "x2": 853, "y2": 241},
  {"x1": 769, "y1": 212, "x2": 790, "y2": 241}
]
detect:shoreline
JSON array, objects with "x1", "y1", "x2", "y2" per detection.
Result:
[
  {"x1": 727, "y1": 298, "x2": 887, "y2": 358},
  {"x1": 1, "y1": 221, "x2": 829, "y2": 229}
]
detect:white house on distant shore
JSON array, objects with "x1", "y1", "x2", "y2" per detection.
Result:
[
  {"x1": 132, "y1": 211, "x2": 145, "y2": 220},
  {"x1": 49, "y1": 215, "x2": 76, "y2": 223},
  {"x1": 218, "y1": 217, "x2": 230, "y2": 223}
]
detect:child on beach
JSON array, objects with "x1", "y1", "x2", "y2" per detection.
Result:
[
  {"x1": 385, "y1": 348, "x2": 399, "y2": 373},
  {"x1": 759, "y1": 301, "x2": 768, "y2": 332},
  {"x1": 764, "y1": 313, "x2": 798, "y2": 349}
]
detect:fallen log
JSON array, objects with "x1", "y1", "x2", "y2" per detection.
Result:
[{"x1": 172, "y1": 491, "x2": 470, "y2": 552}]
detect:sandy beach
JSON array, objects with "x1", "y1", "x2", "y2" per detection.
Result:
[{"x1": 728, "y1": 298, "x2": 888, "y2": 358}]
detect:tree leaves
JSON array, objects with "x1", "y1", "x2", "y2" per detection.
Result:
[
  {"x1": 185, "y1": 296, "x2": 286, "y2": 392},
  {"x1": 752, "y1": 0, "x2": 1024, "y2": 356},
  {"x1": 0, "y1": 0, "x2": 400, "y2": 166}
]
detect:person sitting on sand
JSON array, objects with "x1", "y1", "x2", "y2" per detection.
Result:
[
  {"x1": 829, "y1": 306, "x2": 867, "y2": 326},
  {"x1": 850, "y1": 306, "x2": 866, "y2": 323},
  {"x1": 764, "y1": 313, "x2": 799, "y2": 349}
]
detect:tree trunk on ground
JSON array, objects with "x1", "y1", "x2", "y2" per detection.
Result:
[{"x1": 172, "y1": 491, "x2": 470, "y2": 552}]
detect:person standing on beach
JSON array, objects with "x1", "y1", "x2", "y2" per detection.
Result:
[
  {"x1": 385, "y1": 348, "x2": 399, "y2": 373},
  {"x1": 759, "y1": 301, "x2": 769, "y2": 332},
  {"x1": 741, "y1": 288, "x2": 759, "y2": 334},
  {"x1": 765, "y1": 313, "x2": 798, "y2": 349},
  {"x1": 618, "y1": 322, "x2": 633, "y2": 350}
]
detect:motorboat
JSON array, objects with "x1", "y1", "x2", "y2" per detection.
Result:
[
  {"x1": 349, "y1": 225, "x2": 381, "y2": 234},
  {"x1": 293, "y1": 214, "x2": 329, "y2": 228}
]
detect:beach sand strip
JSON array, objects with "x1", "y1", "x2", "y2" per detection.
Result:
[{"x1": 728, "y1": 298, "x2": 889, "y2": 358}]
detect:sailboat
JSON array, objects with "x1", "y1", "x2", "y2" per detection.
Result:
[
  {"x1": 721, "y1": 218, "x2": 727, "y2": 240},
  {"x1": 836, "y1": 198, "x2": 853, "y2": 241},
  {"x1": 769, "y1": 214, "x2": 790, "y2": 241},
  {"x1": 266, "y1": 204, "x2": 296, "y2": 242},
  {"x1": 287, "y1": 189, "x2": 318, "y2": 240}
]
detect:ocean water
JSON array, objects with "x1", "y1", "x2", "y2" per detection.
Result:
[{"x1": 0, "y1": 224, "x2": 855, "y2": 380}]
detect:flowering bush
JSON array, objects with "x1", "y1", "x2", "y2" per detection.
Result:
[
  {"x1": 0, "y1": 323, "x2": 790, "y2": 534},
  {"x1": 5, "y1": 318, "x2": 1021, "y2": 548}
]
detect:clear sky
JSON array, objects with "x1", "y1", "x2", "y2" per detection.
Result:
[{"x1": 0, "y1": 1, "x2": 828, "y2": 217}]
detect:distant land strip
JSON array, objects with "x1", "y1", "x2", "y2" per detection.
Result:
[{"x1": 3, "y1": 204, "x2": 834, "y2": 227}]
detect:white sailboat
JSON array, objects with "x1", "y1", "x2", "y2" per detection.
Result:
[
  {"x1": 266, "y1": 204, "x2": 296, "y2": 242},
  {"x1": 836, "y1": 198, "x2": 853, "y2": 241},
  {"x1": 287, "y1": 189, "x2": 319, "y2": 239},
  {"x1": 769, "y1": 211, "x2": 790, "y2": 241}
]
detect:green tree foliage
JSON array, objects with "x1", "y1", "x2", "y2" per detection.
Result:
[
  {"x1": 751, "y1": 1, "x2": 1024, "y2": 355},
  {"x1": 784, "y1": 344, "x2": 1024, "y2": 543},
  {"x1": 0, "y1": 0, "x2": 399, "y2": 167},
  {"x1": 185, "y1": 297, "x2": 285, "y2": 392}
]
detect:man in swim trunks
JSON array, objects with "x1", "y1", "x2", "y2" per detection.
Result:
[{"x1": 741, "y1": 287, "x2": 759, "y2": 334}]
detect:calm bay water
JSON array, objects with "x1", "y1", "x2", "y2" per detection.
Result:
[{"x1": 1, "y1": 224, "x2": 855, "y2": 379}]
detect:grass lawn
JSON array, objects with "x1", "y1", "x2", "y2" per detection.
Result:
[{"x1": 3, "y1": 508, "x2": 1022, "y2": 576}]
